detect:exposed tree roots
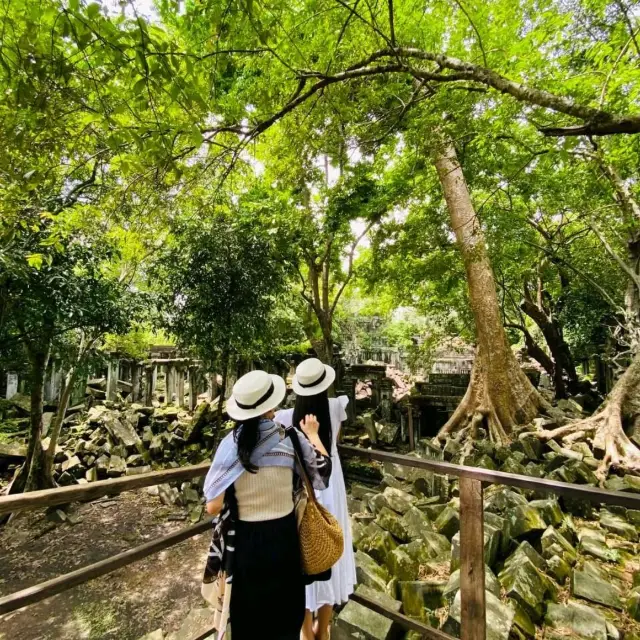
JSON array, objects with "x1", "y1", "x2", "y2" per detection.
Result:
[
  {"x1": 437, "y1": 352, "x2": 548, "y2": 448},
  {"x1": 524, "y1": 353, "x2": 640, "y2": 481}
]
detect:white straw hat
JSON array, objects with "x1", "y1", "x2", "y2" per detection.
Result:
[
  {"x1": 226, "y1": 370, "x2": 286, "y2": 421},
  {"x1": 292, "y1": 358, "x2": 336, "y2": 396}
]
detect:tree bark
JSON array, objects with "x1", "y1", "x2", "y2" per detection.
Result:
[
  {"x1": 42, "y1": 365, "x2": 82, "y2": 485},
  {"x1": 9, "y1": 345, "x2": 52, "y2": 495},
  {"x1": 506, "y1": 323, "x2": 555, "y2": 379},
  {"x1": 433, "y1": 138, "x2": 545, "y2": 443}
]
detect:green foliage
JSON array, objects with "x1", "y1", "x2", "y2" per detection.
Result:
[{"x1": 153, "y1": 208, "x2": 289, "y2": 366}]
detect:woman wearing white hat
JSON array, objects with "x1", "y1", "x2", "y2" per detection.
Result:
[
  {"x1": 275, "y1": 358, "x2": 357, "y2": 640},
  {"x1": 203, "y1": 370, "x2": 332, "y2": 640}
]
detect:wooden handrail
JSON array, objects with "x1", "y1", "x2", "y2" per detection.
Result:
[
  {"x1": 0, "y1": 462, "x2": 210, "y2": 517},
  {"x1": 339, "y1": 445, "x2": 640, "y2": 509},
  {"x1": 0, "y1": 518, "x2": 213, "y2": 615}
]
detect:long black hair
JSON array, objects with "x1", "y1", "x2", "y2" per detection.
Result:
[
  {"x1": 234, "y1": 416, "x2": 261, "y2": 473},
  {"x1": 292, "y1": 390, "x2": 332, "y2": 453}
]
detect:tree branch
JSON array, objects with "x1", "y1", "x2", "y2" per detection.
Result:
[{"x1": 330, "y1": 220, "x2": 376, "y2": 316}]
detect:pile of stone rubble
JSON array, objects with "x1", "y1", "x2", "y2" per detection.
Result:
[{"x1": 335, "y1": 432, "x2": 640, "y2": 640}]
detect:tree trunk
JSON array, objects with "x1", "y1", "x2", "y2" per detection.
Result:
[
  {"x1": 9, "y1": 346, "x2": 52, "y2": 494},
  {"x1": 508, "y1": 324, "x2": 556, "y2": 380},
  {"x1": 433, "y1": 138, "x2": 545, "y2": 444},
  {"x1": 520, "y1": 296, "x2": 578, "y2": 398},
  {"x1": 42, "y1": 365, "x2": 82, "y2": 485}
]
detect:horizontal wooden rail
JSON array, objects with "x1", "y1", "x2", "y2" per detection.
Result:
[
  {"x1": 0, "y1": 518, "x2": 213, "y2": 615},
  {"x1": 0, "y1": 462, "x2": 210, "y2": 517},
  {"x1": 339, "y1": 445, "x2": 640, "y2": 509},
  {"x1": 351, "y1": 592, "x2": 454, "y2": 640}
]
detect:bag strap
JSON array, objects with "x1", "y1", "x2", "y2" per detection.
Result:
[{"x1": 286, "y1": 427, "x2": 318, "y2": 506}]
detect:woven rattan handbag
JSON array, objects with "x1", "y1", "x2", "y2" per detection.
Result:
[{"x1": 288, "y1": 428, "x2": 344, "y2": 575}]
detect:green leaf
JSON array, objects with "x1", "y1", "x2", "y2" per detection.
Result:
[{"x1": 26, "y1": 253, "x2": 44, "y2": 270}]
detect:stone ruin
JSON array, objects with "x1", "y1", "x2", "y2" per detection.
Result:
[{"x1": 334, "y1": 425, "x2": 640, "y2": 640}]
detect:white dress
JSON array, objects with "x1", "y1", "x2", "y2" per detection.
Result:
[{"x1": 275, "y1": 396, "x2": 357, "y2": 612}]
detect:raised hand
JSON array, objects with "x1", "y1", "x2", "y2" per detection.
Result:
[{"x1": 299, "y1": 413, "x2": 320, "y2": 437}]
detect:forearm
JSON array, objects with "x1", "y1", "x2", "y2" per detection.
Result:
[{"x1": 306, "y1": 431, "x2": 328, "y2": 457}]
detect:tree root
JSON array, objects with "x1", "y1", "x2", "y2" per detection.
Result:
[{"x1": 524, "y1": 400, "x2": 640, "y2": 481}]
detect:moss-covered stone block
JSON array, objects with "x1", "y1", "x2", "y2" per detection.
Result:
[{"x1": 375, "y1": 507, "x2": 411, "y2": 542}]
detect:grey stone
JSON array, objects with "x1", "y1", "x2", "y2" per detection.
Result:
[
  {"x1": 571, "y1": 569, "x2": 623, "y2": 610},
  {"x1": 382, "y1": 487, "x2": 415, "y2": 514},
  {"x1": 368, "y1": 493, "x2": 391, "y2": 515},
  {"x1": 399, "y1": 580, "x2": 447, "y2": 615},
  {"x1": 546, "y1": 555, "x2": 571, "y2": 584},
  {"x1": 600, "y1": 511, "x2": 639, "y2": 541},
  {"x1": 541, "y1": 526, "x2": 577, "y2": 565},
  {"x1": 355, "y1": 551, "x2": 391, "y2": 593},
  {"x1": 444, "y1": 565, "x2": 500, "y2": 602},
  {"x1": 579, "y1": 536, "x2": 621, "y2": 564},
  {"x1": 351, "y1": 484, "x2": 375, "y2": 500},
  {"x1": 103, "y1": 414, "x2": 142, "y2": 449},
  {"x1": 484, "y1": 487, "x2": 528, "y2": 513},
  {"x1": 376, "y1": 422, "x2": 399, "y2": 446},
  {"x1": 385, "y1": 547, "x2": 419, "y2": 581},
  {"x1": 528, "y1": 499, "x2": 564, "y2": 527},
  {"x1": 158, "y1": 483, "x2": 181, "y2": 506},
  {"x1": 85, "y1": 467, "x2": 98, "y2": 482},
  {"x1": 356, "y1": 523, "x2": 397, "y2": 566},
  {"x1": 107, "y1": 455, "x2": 126, "y2": 477},
  {"x1": 62, "y1": 455, "x2": 84, "y2": 477},
  {"x1": 380, "y1": 473, "x2": 407, "y2": 491},
  {"x1": 499, "y1": 553, "x2": 555, "y2": 621},
  {"x1": 355, "y1": 584, "x2": 401, "y2": 612},
  {"x1": 544, "y1": 600, "x2": 607, "y2": 640},
  {"x1": 450, "y1": 527, "x2": 500, "y2": 572},
  {"x1": 446, "y1": 589, "x2": 515, "y2": 640},
  {"x1": 508, "y1": 599, "x2": 536, "y2": 639},
  {"x1": 375, "y1": 507, "x2": 411, "y2": 542},
  {"x1": 126, "y1": 465, "x2": 152, "y2": 476},
  {"x1": 383, "y1": 461, "x2": 411, "y2": 481},
  {"x1": 334, "y1": 600, "x2": 395, "y2": 640},
  {"x1": 402, "y1": 506, "x2": 431, "y2": 541},
  {"x1": 627, "y1": 587, "x2": 640, "y2": 622},
  {"x1": 508, "y1": 504, "x2": 547, "y2": 540},
  {"x1": 434, "y1": 506, "x2": 459, "y2": 540}
]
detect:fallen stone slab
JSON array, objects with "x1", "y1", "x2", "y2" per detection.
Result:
[
  {"x1": 544, "y1": 600, "x2": 607, "y2": 640},
  {"x1": 333, "y1": 599, "x2": 396, "y2": 640},
  {"x1": 0, "y1": 442, "x2": 27, "y2": 459},
  {"x1": 375, "y1": 507, "x2": 411, "y2": 542},
  {"x1": 444, "y1": 589, "x2": 515, "y2": 640},
  {"x1": 355, "y1": 551, "x2": 391, "y2": 594},
  {"x1": 571, "y1": 569, "x2": 623, "y2": 610},
  {"x1": 600, "y1": 511, "x2": 639, "y2": 542},
  {"x1": 381, "y1": 487, "x2": 416, "y2": 514}
]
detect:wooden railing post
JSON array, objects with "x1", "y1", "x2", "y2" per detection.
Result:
[{"x1": 459, "y1": 477, "x2": 486, "y2": 640}]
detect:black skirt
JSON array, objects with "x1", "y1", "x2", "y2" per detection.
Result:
[{"x1": 230, "y1": 511, "x2": 305, "y2": 640}]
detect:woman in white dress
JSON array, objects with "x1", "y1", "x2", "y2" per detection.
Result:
[{"x1": 275, "y1": 358, "x2": 357, "y2": 640}]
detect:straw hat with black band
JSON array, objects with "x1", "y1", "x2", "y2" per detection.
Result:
[
  {"x1": 226, "y1": 370, "x2": 287, "y2": 421},
  {"x1": 292, "y1": 358, "x2": 336, "y2": 397}
]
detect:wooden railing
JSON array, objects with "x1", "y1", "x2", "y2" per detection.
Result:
[{"x1": 1, "y1": 447, "x2": 640, "y2": 640}]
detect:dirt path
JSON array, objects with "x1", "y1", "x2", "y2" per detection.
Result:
[{"x1": 0, "y1": 491, "x2": 211, "y2": 640}]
